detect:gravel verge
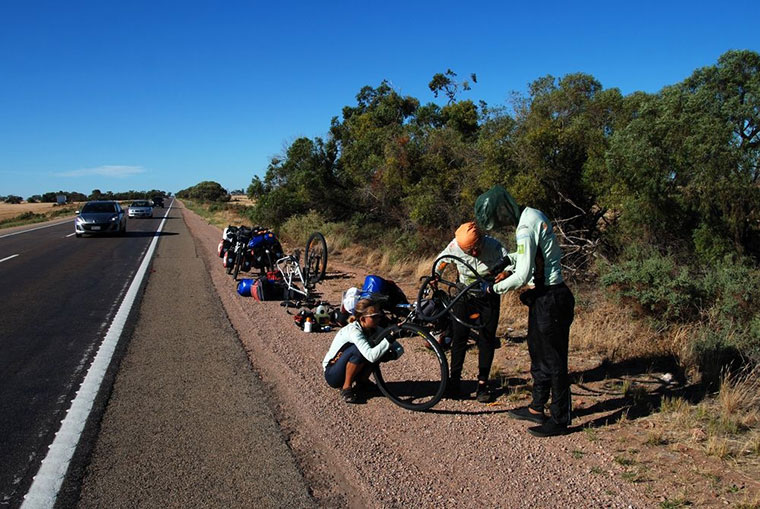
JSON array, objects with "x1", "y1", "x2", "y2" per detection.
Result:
[{"x1": 183, "y1": 204, "x2": 657, "y2": 508}]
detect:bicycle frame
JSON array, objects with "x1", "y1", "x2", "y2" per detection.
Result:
[{"x1": 275, "y1": 255, "x2": 310, "y2": 300}]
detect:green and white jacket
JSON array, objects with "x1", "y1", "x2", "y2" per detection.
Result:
[
  {"x1": 434, "y1": 236, "x2": 509, "y2": 286},
  {"x1": 493, "y1": 207, "x2": 563, "y2": 294}
]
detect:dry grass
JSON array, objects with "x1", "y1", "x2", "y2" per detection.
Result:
[
  {"x1": 0, "y1": 202, "x2": 74, "y2": 221},
  {"x1": 229, "y1": 194, "x2": 254, "y2": 206},
  {"x1": 647, "y1": 366, "x2": 760, "y2": 460}
]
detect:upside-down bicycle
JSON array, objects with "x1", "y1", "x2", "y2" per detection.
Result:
[
  {"x1": 276, "y1": 231, "x2": 328, "y2": 305},
  {"x1": 371, "y1": 253, "x2": 510, "y2": 411}
]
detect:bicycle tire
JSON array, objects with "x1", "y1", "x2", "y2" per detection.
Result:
[
  {"x1": 304, "y1": 232, "x2": 327, "y2": 286},
  {"x1": 232, "y1": 251, "x2": 243, "y2": 281},
  {"x1": 373, "y1": 323, "x2": 448, "y2": 411}
]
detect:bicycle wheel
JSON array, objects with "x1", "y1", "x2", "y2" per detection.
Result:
[
  {"x1": 304, "y1": 232, "x2": 327, "y2": 286},
  {"x1": 232, "y1": 251, "x2": 243, "y2": 281},
  {"x1": 373, "y1": 323, "x2": 449, "y2": 411}
]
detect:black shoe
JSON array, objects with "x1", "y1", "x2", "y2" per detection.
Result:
[
  {"x1": 476, "y1": 383, "x2": 495, "y2": 403},
  {"x1": 341, "y1": 388, "x2": 361, "y2": 404},
  {"x1": 527, "y1": 421, "x2": 569, "y2": 437},
  {"x1": 507, "y1": 406, "x2": 547, "y2": 424}
]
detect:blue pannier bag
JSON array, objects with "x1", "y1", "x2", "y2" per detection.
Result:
[
  {"x1": 361, "y1": 275, "x2": 386, "y2": 298},
  {"x1": 237, "y1": 278, "x2": 254, "y2": 297},
  {"x1": 247, "y1": 229, "x2": 284, "y2": 269},
  {"x1": 360, "y1": 275, "x2": 408, "y2": 311}
]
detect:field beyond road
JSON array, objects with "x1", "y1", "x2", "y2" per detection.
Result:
[{"x1": 0, "y1": 202, "x2": 66, "y2": 221}]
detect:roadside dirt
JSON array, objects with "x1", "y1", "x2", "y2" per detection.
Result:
[{"x1": 183, "y1": 205, "x2": 667, "y2": 508}]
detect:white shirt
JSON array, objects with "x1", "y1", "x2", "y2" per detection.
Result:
[{"x1": 322, "y1": 321, "x2": 390, "y2": 371}]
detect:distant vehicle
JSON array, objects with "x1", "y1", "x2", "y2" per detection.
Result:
[
  {"x1": 128, "y1": 200, "x2": 154, "y2": 218},
  {"x1": 152, "y1": 196, "x2": 165, "y2": 208},
  {"x1": 74, "y1": 201, "x2": 127, "y2": 237}
]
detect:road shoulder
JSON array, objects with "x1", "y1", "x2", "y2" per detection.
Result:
[{"x1": 77, "y1": 203, "x2": 315, "y2": 507}]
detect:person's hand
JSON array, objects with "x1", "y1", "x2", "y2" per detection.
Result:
[
  {"x1": 494, "y1": 271, "x2": 510, "y2": 283},
  {"x1": 429, "y1": 275, "x2": 439, "y2": 290}
]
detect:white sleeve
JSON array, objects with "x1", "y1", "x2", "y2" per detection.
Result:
[{"x1": 493, "y1": 227, "x2": 535, "y2": 294}]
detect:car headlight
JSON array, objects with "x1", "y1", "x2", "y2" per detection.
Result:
[
  {"x1": 76, "y1": 217, "x2": 85, "y2": 224},
  {"x1": 110, "y1": 215, "x2": 119, "y2": 222}
]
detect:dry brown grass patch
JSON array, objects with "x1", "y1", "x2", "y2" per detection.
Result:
[
  {"x1": 646, "y1": 366, "x2": 760, "y2": 462},
  {"x1": 0, "y1": 202, "x2": 81, "y2": 221}
]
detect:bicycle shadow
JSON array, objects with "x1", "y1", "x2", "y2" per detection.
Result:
[{"x1": 322, "y1": 271, "x2": 354, "y2": 281}]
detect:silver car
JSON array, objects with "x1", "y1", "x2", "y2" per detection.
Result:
[
  {"x1": 128, "y1": 200, "x2": 153, "y2": 218},
  {"x1": 74, "y1": 201, "x2": 127, "y2": 237}
]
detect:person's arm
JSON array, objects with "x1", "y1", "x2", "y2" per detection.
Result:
[
  {"x1": 433, "y1": 240, "x2": 457, "y2": 277},
  {"x1": 493, "y1": 226, "x2": 536, "y2": 294},
  {"x1": 349, "y1": 324, "x2": 391, "y2": 363}
]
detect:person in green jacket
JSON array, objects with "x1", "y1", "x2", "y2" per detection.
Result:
[{"x1": 476, "y1": 185, "x2": 575, "y2": 437}]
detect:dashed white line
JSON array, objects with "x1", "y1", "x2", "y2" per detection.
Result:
[
  {"x1": 0, "y1": 254, "x2": 19, "y2": 263},
  {"x1": 21, "y1": 203, "x2": 173, "y2": 508},
  {"x1": 65, "y1": 233, "x2": 75, "y2": 238},
  {"x1": 0, "y1": 220, "x2": 72, "y2": 239}
]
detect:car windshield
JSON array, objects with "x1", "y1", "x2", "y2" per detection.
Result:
[
  {"x1": 82, "y1": 203, "x2": 116, "y2": 213},
  {"x1": 131, "y1": 201, "x2": 151, "y2": 207}
]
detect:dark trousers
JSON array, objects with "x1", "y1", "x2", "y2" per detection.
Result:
[
  {"x1": 324, "y1": 344, "x2": 372, "y2": 388},
  {"x1": 449, "y1": 292, "x2": 501, "y2": 383},
  {"x1": 525, "y1": 283, "x2": 575, "y2": 426}
]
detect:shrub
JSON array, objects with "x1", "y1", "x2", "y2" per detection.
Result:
[{"x1": 601, "y1": 249, "x2": 702, "y2": 323}]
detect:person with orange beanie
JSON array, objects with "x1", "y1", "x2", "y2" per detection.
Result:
[{"x1": 433, "y1": 222, "x2": 511, "y2": 402}]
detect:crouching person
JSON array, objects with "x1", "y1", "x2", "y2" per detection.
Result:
[{"x1": 322, "y1": 299, "x2": 391, "y2": 404}]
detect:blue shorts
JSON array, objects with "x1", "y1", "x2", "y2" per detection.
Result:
[{"x1": 324, "y1": 344, "x2": 368, "y2": 388}]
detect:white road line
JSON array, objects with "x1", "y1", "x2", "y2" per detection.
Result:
[
  {"x1": 0, "y1": 254, "x2": 20, "y2": 263},
  {"x1": 65, "y1": 233, "x2": 75, "y2": 238},
  {"x1": 21, "y1": 203, "x2": 174, "y2": 509},
  {"x1": 0, "y1": 220, "x2": 72, "y2": 239}
]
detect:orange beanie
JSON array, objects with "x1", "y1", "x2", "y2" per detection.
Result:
[{"x1": 455, "y1": 222, "x2": 482, "y2": 251}]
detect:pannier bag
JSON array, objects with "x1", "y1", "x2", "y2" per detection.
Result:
[
  {"x1": 418, "y1": 289, "x2": 452, "y2": 333},
  {"x1": 252, "y1": 276, "x2": 285, "y2": 302},
  {"x1": 219, "y1": 226, "x2": 238, "y2": 257},
  {"x1": 237, "y1": 278, "x2": 254, "y2": 297},
  {"x1": 247, "y1": 229, "x2": 284, "y2": 269},
  {"x1": 223, "y1": 251, "x2": 235, "y2": 269},
  {"x1": 360, "y1": 275, "x2": 409, "y2": 311}
]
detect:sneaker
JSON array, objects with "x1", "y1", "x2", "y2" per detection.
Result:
[
  {"x1": 527, "y1": 421, "x2": 569, "y2": 437},
  {"x1": 341, "y1": 387, "x2": 361, "y2": 404},
  {"x1": 507, "y1": 406, "x2": 547, "y2": 424},
  {"x1": 476, "y1": 383, "x2": 495, "y2": 403}
]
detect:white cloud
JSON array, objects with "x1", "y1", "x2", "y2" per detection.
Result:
[{"x1": 56, "y1": 165, "x2": 146, "y2": 178}]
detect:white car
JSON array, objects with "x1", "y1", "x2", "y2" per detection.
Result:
[{"x1": 128, "y1": 200, "x2": 153, "y2": 218}]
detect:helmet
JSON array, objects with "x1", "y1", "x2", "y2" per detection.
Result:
[{"x1": 342, "y1": 287, "x2": 360, "y2": 313}]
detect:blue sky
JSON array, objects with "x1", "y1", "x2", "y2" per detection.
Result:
[{"x1": 1, "y1": 0, "x2": 758, "y2": 199}]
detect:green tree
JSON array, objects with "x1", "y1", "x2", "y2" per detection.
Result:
[
  {"x1": 176, "y1": 181, "x2": 230, "y2": 202},
  {"x1": 608, "y1": 49, "x2": 760, "y2": 261}
]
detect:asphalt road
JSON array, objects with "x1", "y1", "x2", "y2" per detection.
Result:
[{"x1": 0, "y1": 207, "x2": 169, "y2": 507}]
